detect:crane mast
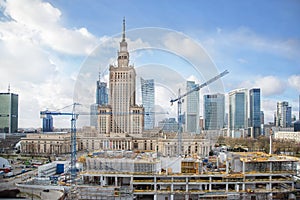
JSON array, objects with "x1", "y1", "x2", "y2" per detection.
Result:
[
  {"x1": 40, "y1": 103, "x2": 80, "y2": 183},
  {"x1": 170, "y1": 70, "x2": 229, "y2": 156}
]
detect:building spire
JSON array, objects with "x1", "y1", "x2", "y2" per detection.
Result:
[
  {"x1": 122, "y1": 17, "x2": 126, "y2": 42},
  {"x1": 8, "y1": 83, "x2": 10, "y2": 93}
]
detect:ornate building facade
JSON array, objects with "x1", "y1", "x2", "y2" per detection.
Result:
[
  {"x1": 21, "y1": 133, "x2": 71, "y2": 155},
  {"x1": 98, "y1": 19, "x2": 144, "y2": 135},
  {"x1": 20, "y1": 20, "x2": 212, "y2": 158}
]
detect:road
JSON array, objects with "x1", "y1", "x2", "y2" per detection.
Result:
[{"x1": 0, "y1": 169, "x2": 64, "y2": 199}]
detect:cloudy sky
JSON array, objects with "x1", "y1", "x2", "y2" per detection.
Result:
[{"x1": 0, "y1": 0, "x2": 299, "y2": 128}]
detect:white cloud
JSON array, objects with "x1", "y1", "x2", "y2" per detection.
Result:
[
  {"x1": 163, "y1": 32, "x2": 209, "y2": 62},
  {"x1": 239, "y1": 76, "x2": 286, "y2": 97},
  {"x1": 0, "y1": 0, "x2": 99, "y2": 55},
  {"x1": 261, "y1": 99, "x2": 276, "y2": 123},
  {"x1": 4, "y1": 76, "x2": 75, "y2": 128},
  {"x1": 227, "y1": 27, "x2": 300, "y2": 60},
  {"x1": 186, "y1": 75, "x2": 200, "y2": 84},
  {"x1": 254, "y1": 76, "x2": 286, "y2": 96},
  {"x1": 288, "y1": 75, "x2": 300, "y2": 92},
  {"x1": 206, "y1": 26, "x2": 300, "y2": 63},
  {"x1": 0, "y1": 0, "x2": 103, "y2": 127}
]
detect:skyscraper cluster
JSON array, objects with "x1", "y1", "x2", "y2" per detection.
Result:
[
  {"x1": 227, "y1": 88, "x2": 262, "y2": 138},
  {"x1": 275, "y1": 101, "x2": 292, "y2": 128}
]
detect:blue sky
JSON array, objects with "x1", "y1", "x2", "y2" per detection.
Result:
[{"x1": 0, "y1": 0, "x2": 299, "y2": 127}]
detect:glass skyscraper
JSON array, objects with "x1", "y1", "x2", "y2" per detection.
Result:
[
  {"x1": 185, "y1": 81, "x2": 199, "y2": 133},
  {"x1": 249, "y1": 88, "x2": 261, "y2": 138},
  {"x1": 90, "y1": 79, "x2": 108, "y2": 128},
  {"x1": 141, "y1": 78, "x2": 155, "y2": 130},
  {"x1": 276, "y1": 101, "x2": 292, "y2": 128},
  {"x1": 96, "y1": 81, "x2": 108, "y2": 106},
  {"x1": 42, "y1": 114, "x2": 53, "y2": 132},
  {"x1": 204, "y1": 93, "x2": 225, "y2": 130},
  {"x1": 228, "y1": 89, "x2": 247, "y2": 137},
  {"x1": 0, "y1": 92, "x2": 18, "y2": 133}
]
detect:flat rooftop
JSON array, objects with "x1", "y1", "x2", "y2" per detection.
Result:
[{"x1": 234, "y1": 152, "x2": 300, "y2": 162}]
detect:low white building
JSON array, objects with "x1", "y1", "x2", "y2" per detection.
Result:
[
  {"x1": 38, "y1": 161, "x2": 69, "y2": 177},
  {"x1": 274, "y1": 131, "x2": 300, "y2": 142}
]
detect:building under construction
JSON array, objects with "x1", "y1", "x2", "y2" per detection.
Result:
[{"x1": 76, "y1": 150, "x2": 299, "y2": 200}]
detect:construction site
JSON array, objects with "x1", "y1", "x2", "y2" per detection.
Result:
[
  {"x1": 74, "y1": 150, "x2": 299, "y2": 200},
  {"x1": 9, "y1": 20, "x2": 299, "y2": 200}
]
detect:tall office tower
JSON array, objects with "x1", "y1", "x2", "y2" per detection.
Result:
[
  {"x1": 90, "y1": 103, "x2": 98, "y2": 127},
  {"x1": 249, "y1": 88, "x2": 261, "y2": 138},
  {"x1": 96, "y1": 79, "x2": 108, "y2": 106},
  {"x1": 185, "y1": 81, "x2": 199, "y2": 133},
  {"x1": 228, "y1": 88, "x2": 248, "y2": 138},
  {"x1": 0, "y1": 91, "x2": 18, "y2": 133},
  {"x1": 260, "y1": 111, "x2": 264, "y2": 125},
  {"x1": 276, "y1": 101, "x2": 292, "y2": 127},
  {"x1": 204, "y1": 93, "x2": 225, "y2": 130},
  {"x1": 98, "y1": 19, "x2": 144, "y2": 135},
  {"x1": 90, "y1": 75, "x2": 109, "y2": 128},
  {"x1": 224, "y1": 113, "x2": 228, "y2": 126},
  {"x1": 141, "y1": 78, "x2": 155, "y2": 130},
  {"x1": 42, "y1": 114, "x2": 53, "y2": 132}
]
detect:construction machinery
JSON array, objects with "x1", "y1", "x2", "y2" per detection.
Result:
[
  {"x1": 40, "y1": 103, "x2": 80, "y2": 183},
  {"x1": 170, "y1": 70, "x2": 229, "y2": 156}
]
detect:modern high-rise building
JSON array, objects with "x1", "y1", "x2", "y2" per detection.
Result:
[
  {"x1": 184, "y1": 81, "x2": 199, "y2": 133},
  {"x1": 90, "y1": 76, "x2": 109, "y2": 128},
  {"x1": 249, "y1": 88, "x2": 261, "y2": 138},
  {"x1": 228, "y1": 88, "x2": 247, "y2": 138},
  {"x1": 141, "y1": 78, "x2": 155, "y2": 130},
  {"x1": 98, "y1": 19, "x2": 144, "y2": 135},
  {"x1": 260, "y1": 111, "x2": 264, "y2": 125},
  {"x1": 0, "y1": 92, "x2": 18, "y2": 133},
  {"x1": 275, "y1": 101, "x2": 292, "y2": 128},
  {"x1": 90, "y1": 103, "x2": 99, "y2": 128},
  {"x1": 42, "y1": 114, "x2": 53, "y2": 132},
  {"x1": 96, "y1": 80, "x2": 108, "y2": 106},
  {"x1": 204, "y1": 93, "x2": 225, "y2": 130}
]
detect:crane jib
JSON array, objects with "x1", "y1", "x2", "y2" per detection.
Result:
[{"x1": 170, "y1": 70, "x2": 229, "y2": 104}]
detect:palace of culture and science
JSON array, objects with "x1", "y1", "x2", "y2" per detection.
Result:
[
  {"x1": 18, "y1": 20, "x2": 300, "y2": 200},
  {"x1": 21, "y1": 19, "x2": 212, "y2": 157},
  {"x1": 98, "y1": 19, "x2": 144, "y2": 135}
]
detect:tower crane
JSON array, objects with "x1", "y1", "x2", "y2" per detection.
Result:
[
  {"x1": 40, "y1": 103, "x2": 80, "y2": 183},
  {"x1": 170, "y1": 70, "x2": 229, "y2": 156}
]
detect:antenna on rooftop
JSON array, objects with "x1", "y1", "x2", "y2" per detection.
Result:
[{"x1": 8, "y1": 83, "x2": 10, "y2": 93}]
